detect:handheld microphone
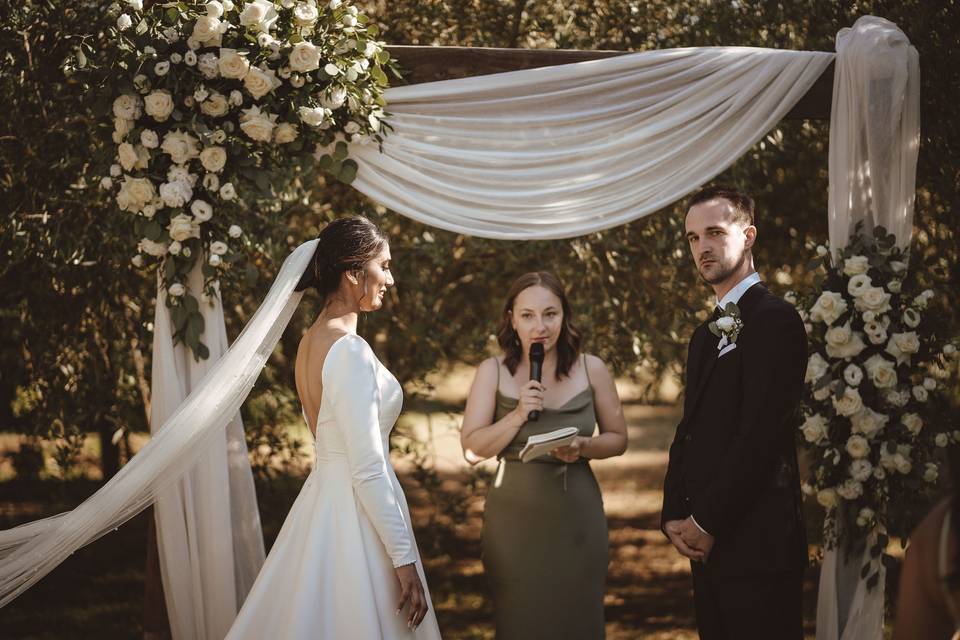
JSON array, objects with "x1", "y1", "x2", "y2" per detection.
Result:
[{"x1": 528, "y1": 342, "x2": 545, "y2": 421}]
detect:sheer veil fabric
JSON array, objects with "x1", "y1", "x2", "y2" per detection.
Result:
[{"x1": 0, "y1": 239, "x2": 317, "y2": 607}]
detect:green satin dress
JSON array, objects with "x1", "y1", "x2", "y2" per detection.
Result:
[{"x1": 481, "y1": 357, "x2": 609, "y2": 639}]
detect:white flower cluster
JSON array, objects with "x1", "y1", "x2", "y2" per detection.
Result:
[
  {"x1": 104, "y1": 0, "x2": 390, "y2": 333},
  {"x1": 795, "y1": 235, "x2": 959, "y2": 545}
]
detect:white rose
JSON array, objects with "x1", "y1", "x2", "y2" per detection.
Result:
[
  {"x1": 117, "y1": 14, "x2": 133, "y2": 30},
  {"x1": 289, "y1": 41, "x2": 321, "y2": 73},
  {"x1": 936, "y1": 433, "x2": 950, "y2": 448},
  {"x1": 219, "y1": 182, "x2": 237, "y2": 200},
  {"x1": 715, "y1": 316, "x2": 736, "y2": 332},
  {"x1": 209, "y1": 254, "x2": 222, "y2": 267},
  {"x1": 206, "y1": 1, "x2": 224, "y2": 18},
  {"x1": 843, "y1": 364, "x2": 863, "y2": 386},
  {"x1": 199, "y1": 146, "x2": 227, "y2": 173},
  {"x1": 885, "y1": 331, "x2": 920, "y2": 365},
  {"x1": 344, "y1": 120, "x2": 361, "y2": 135},
  {"x1": 817, "y1": 488, "x2": 838, "y2": 509},
  {"x1": 913, "y1": 385, "x2": 929, "y2": 402},
  {"x1": 824, "y1": 322, "x2": 866, "y2": 359},
  {"x1": 168, "y1": 240, "x2": 182, "y2": 255},
  {"x1": 167, "y1": 165, "x2": 197, "y2": 185},
  {"x1": 243, "y1": 65, "x2": 280, "y2": 100},
  {"x1": 159, "y1": 180, "x2": 193, "y2": 208},
  {"x1": 238, "y1": 0, "x2": 279, "y2": 32},
  {"x1": 847, "y1": 273, "x2": 872, "y2": 298},
  {"x1": 843, "y1": 255, "x2": 870, "y2": 276},
  {"x1": 924, "y1": 463, "x2": 939, "y2": 483},
  {"x1": 210, "y1": 240, "x2": 228, "y2": 255},
  {"x1": 100, "y1": 176, "x2": 113, "y2": 190},
  {"x1": 274, "y1": 122, "x2": 298, "y2": 144},
  {"x1": 813, "y1": 383, "x2": 833, "y2": 402},
  {"x1": 924, "y1": 377, "x2": 937, "y2": 391},
  {"x1": 851, "y1": 408, "x2": 889, "y2": 438},
  {"x1": 299, "y1": 106, "x2": 327, "y2": 127},
  {"x1": 116, "y1": 176, "x2": 156, "y2": 212},
  {"x1": 894, "y1": 453, "x2": 912, "y2": 475},
  {"x1": 239, "y1": 105, "x2": 277, "y2": 142},
  {"x1": 293, "y1": 2, "x2": 319, "y2": 25},
  {"x1": 139, "y1": 129, "x2": 159, "y2": 149},
  {"x1": 131, "y1": 254, "x2": 144, "y2": 267},
  {"x1": 324, "y1": 62, "x2": 340, "y2": 76},
  {"x1": 837, "y1": 479, "x2": 863, "y2": 500},
  {"x1": 855, "y1": 286, "x2": 892, "y2": 314},
  {"x1": 800, "y1": 414, "x2": 829, "y2": 444},
  {"x1": 218, "y1": 48, "x2": 250, "y2": 79},
  {"x1": 128, "y1": 0, "x2": 144, "y2": 10},
  {"x1": 161, "y1": 130, "x2": 201, "y2": 164},
  {"x1": 199, "y1": 93, "x2": 228, "y2": 118},
  {"x1": 863, "y1": 354, "x2": 898, "y2": 390},
  {"x1": 144, "y1": 90, "x2": 175, "y2": 122},
  {"x1": 113, "y1": 94, "x2": 143, "y2": 120},
  {"x1": 902, "y1": 413, "x2": 923, "y2": 436},
  {"x1": 203, "y1": 173, "x2": 220, "y2": 192},
  {"x1": 832, "y1": 387, "x2": 863, "y2": 417},
  {"x1": 343, "y1": 14, "x2": 357, "y2": 27},
  {"x1": 885, "y1": 388, "x2": 910, "y2": 408},
  {"x1": 168, "y1": 283, "x2": 186, "y2": 297},
  {"x1": 850, "y1": 459, "x2": 873, "y2": 482},
  {"x1": 190, "y1": 199, "x2": 213, "y2": 222},
  {"x1": 228, "y1": 224, "x2": 242, "y2": 238},
  {"x1": 114, "y1": 117, "x2": 135, "y2": 140},
  {"x1": 110, "y1": 164, "x2": 123, "y2": 177},
  {"x1": 118, "y1": 142, "x2": 140, "y2": 171},
  {"x1": 139, "y1": 238, "x2": 168, "y2": 257},
  {"x1": 192, "y1": 15, "x2": 223, "y2": 46},
  {"x1": 211, "y1": 129, "x2": 227, "y2": 144},
  {"x1": 167, "y1": 213, "x2": 200, "y2": 242},
  {"x1": 805, "y1": 352, "x2": 829, "y2": 384},
  {"x1": 856, "y1": 505, "x2": 875, "y2": 527},
  {"x1": 228, "y1": 89, "x2": 244, "y2": 107}
]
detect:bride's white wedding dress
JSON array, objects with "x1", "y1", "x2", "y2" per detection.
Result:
[{"x1": 226, "y1": 332, "x2": 442, "y2": 639}]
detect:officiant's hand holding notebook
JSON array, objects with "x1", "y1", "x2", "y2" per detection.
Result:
[{"x1": 519, "y1": 427, "x2": 580, "y2": 463}]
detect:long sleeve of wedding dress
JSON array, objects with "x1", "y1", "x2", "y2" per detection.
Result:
[{"x1": 324, "y1": 335, "x2": 418, "y2": 568}]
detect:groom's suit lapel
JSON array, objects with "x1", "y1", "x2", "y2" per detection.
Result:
[{"x1": 686, "y1": 283, "x2": 768, "y2": 414}]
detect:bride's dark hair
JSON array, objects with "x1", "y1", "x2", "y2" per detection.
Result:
[
  {"x1": 496, "y1": 271, "x2": 583, "y2": 379},
  {"x1": 294, "y1": 216, "x2": 388, "y2": 300}
]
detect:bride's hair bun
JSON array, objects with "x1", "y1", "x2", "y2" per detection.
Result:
[{"x1": 295, "y1": 216, "x2": 388, "y2": 296}]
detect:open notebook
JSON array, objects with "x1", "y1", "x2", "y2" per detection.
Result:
[{"x1": 519, "y1": 427, "x2": 580, "y2": 463}]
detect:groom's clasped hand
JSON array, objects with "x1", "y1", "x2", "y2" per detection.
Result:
[{"x1": 664, "y1": 517, "x2": 714, "y2": 562}]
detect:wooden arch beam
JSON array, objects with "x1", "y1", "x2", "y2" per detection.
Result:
[{"x1": 386, "y1": 45, "x2": 834, "y2": 120}]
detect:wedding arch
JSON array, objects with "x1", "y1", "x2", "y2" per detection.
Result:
[{"x1": 0, "y1": 10, "x2": 919, "y2": 640}]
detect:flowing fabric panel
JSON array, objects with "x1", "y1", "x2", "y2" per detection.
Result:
[
  {"x1": 349, "y1": 46, "x2": 835, "y2": 239},
  {"x1": 0, "y1": 240, "x2": 316, "y2": 608}
]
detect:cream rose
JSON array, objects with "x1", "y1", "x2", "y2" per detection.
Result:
[
  {"x1": 885, "y1": 331, "x2": 920, "y2": 365},
  {"x1": 243, "y1": 65, "x2": 280, "y2": 100},
  {"x1": 167, "y1": 213, "x2": 200, "y2": 242},
  {"x1": 159, "y1": 180, "x2": 193, "y2": 208},
  {"x1": 863, "y1": 354, "x2": 898, "y2": 389},
  {"x1": 113, "y1": 93, "x2": 143, "y2": 120},
  {"x1": 239, "y1": 0, "x2": 279, "y2": 32},
  {"x1": 850, "y1": 459, "x2": 873, "y2": 482},
  {"x1": 201, "y1": 92, "x2": 229, "y2": 117},
  {"x1": 192, "y1": 15, "x2": 224, "y2": 46},
  {"x1": 832, "y1": 387, "x2": 863, "y2": 417},
  {"x1": 293, "y1": 2, "x2": 319, "y2": 26},
  {"x1": 855, "y1": 286, "x2": 892, "y2": 314},
  {"x1": 274, "y1": 122, "x2": 298, "y2": 144},
  {"x1": 845, "y1": 434, "x2": 870, "y2": 459},
  {"x1": 218, "y1": 48, "x2": 250, "y2": 79},
  {"x1": 116, "y1": 176, "x2": 156, "y2": 212},
  {"x1": 239, "y1": 106, "x2": 277, "y2": 142},
  {"x1": 837, "y1": 479, "x2": 863, "y2": 500},
  {"x1": 210, "y1": 240, "x2": 229, "y2": 255},
  {"x1": 843, "y1": 255, "x2": 870, "y2": 276},
  {"x1": 118, "y1": 143, "x2": 140, "y2": 172},
  {"x1": 851, "y1": 407, "x2": 889, "y2": 438},
  {"x1": 161, "y1": 130, "x2": 201, "y2": 164},
  {"x1": 810, "y1": 290, "x2": 847, "y2": 325},
  {"x1": 139, "y1": 238, "x2": 168, "y2": 257},
  {"x1": 299, "y1": 106, "x2": 327, "y2": 127},
  {"x1": 199, "y1": 146, "x2": 227, "y2": 173},
  {"x1": 140, "y1": 129, "x2": 159, "y2": 149},
  {"x1": 805, "y1": 352, "x2": 829, "y2": 384},
  {"x1": 817, "y1": 488, "x2": 838, "y2": 509},
  {"x1": 228, "y1": 224, "x2": 242, "y2": 238},
  {"x1": 902, "y1": 413, "x2": 923, "y2": 436},
  {"x1": 800, "y1": 414, "x2": 829, "y2": 444},
  {"x1": 144, "y1": 90, "x2": 175, "y2": 122},
  {"x1": 824, "y1": 322, "x2": 866, "y2": 359},
  {"x1": 289, "y1": 41, "x2": 321, "y2": 73},
  {"x1": 924, "y1": 463, "x2": 939, "y2": 483}
]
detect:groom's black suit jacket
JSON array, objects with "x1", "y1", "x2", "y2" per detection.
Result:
[{"x1": 661, "y1": 283, "x2": 808, "y2": 577}]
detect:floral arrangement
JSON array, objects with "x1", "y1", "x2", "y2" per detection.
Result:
[
  {"x1": 792, "y1": 224, "x2": 958, "y2": 588},
  {"x1": 97, "y1": 0, "x2": 394, "y2": 358}
]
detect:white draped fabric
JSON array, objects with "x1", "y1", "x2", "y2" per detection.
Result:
[
  {"x1": 0, "y1": 15, "x2": 920, "y2": 640},
  {"x1": 150, "y1": 265, "x2": 265, "y2": 639},
  {"x1": 350, "y1": 46, "x2": 833, "y2": 239},
  {"x1": 0, "y1": 240, "x2": 316, "y2": 609},
  {"x1": 818, "y1": 16, "x2": 920, "y2": 640},
  {"x1": 828, "y1": 16, "x2": 921, "y2": 252}
]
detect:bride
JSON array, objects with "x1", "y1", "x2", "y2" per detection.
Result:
[{"x1": 226, "y1": 216, "x2": 440, "y2": 638}]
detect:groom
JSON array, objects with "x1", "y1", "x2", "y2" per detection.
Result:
[{"x1": 661, "y1": 185, "x2": 808, "y2": 639}]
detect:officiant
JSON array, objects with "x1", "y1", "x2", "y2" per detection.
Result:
[{"x1": 459, "y1": 271, "x2": 627, "y2": 640}]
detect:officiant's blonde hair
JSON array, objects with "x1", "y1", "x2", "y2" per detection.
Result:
[{"x1": 496, "y1": 271, "x2": 583, "y2": 379}]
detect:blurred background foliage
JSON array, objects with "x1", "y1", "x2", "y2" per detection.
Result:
[{"x1": 1, "y1": 0, "x2": 956, "y2": 481}]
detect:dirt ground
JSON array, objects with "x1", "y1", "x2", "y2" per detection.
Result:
[{"x1": 0, "y1": 366, "x2": 826, "y2": 638}]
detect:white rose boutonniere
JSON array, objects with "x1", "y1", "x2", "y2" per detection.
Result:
[{"x1": 708, "y1": 302, "x2": 743, "y2": 345}]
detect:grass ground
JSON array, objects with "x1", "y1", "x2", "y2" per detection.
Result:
[{"x1": 0, "y1": 366, "x2": 875, "y2": 638}]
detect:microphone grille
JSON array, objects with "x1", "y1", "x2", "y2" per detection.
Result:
[{"x1": 529, "y1": 342, "x2": 545, "y2": 359}]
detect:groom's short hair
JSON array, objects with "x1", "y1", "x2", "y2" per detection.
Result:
[{"x1": 686, "y1": 185, "x2": 755, "y2": 227}]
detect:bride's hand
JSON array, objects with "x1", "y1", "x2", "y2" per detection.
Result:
[
  {"x1": 512, "y1": 380, "x2": 545, "y2": 426},
  {"x1": 395, "y1": 563, "x2": 428, "y2": 630}
]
